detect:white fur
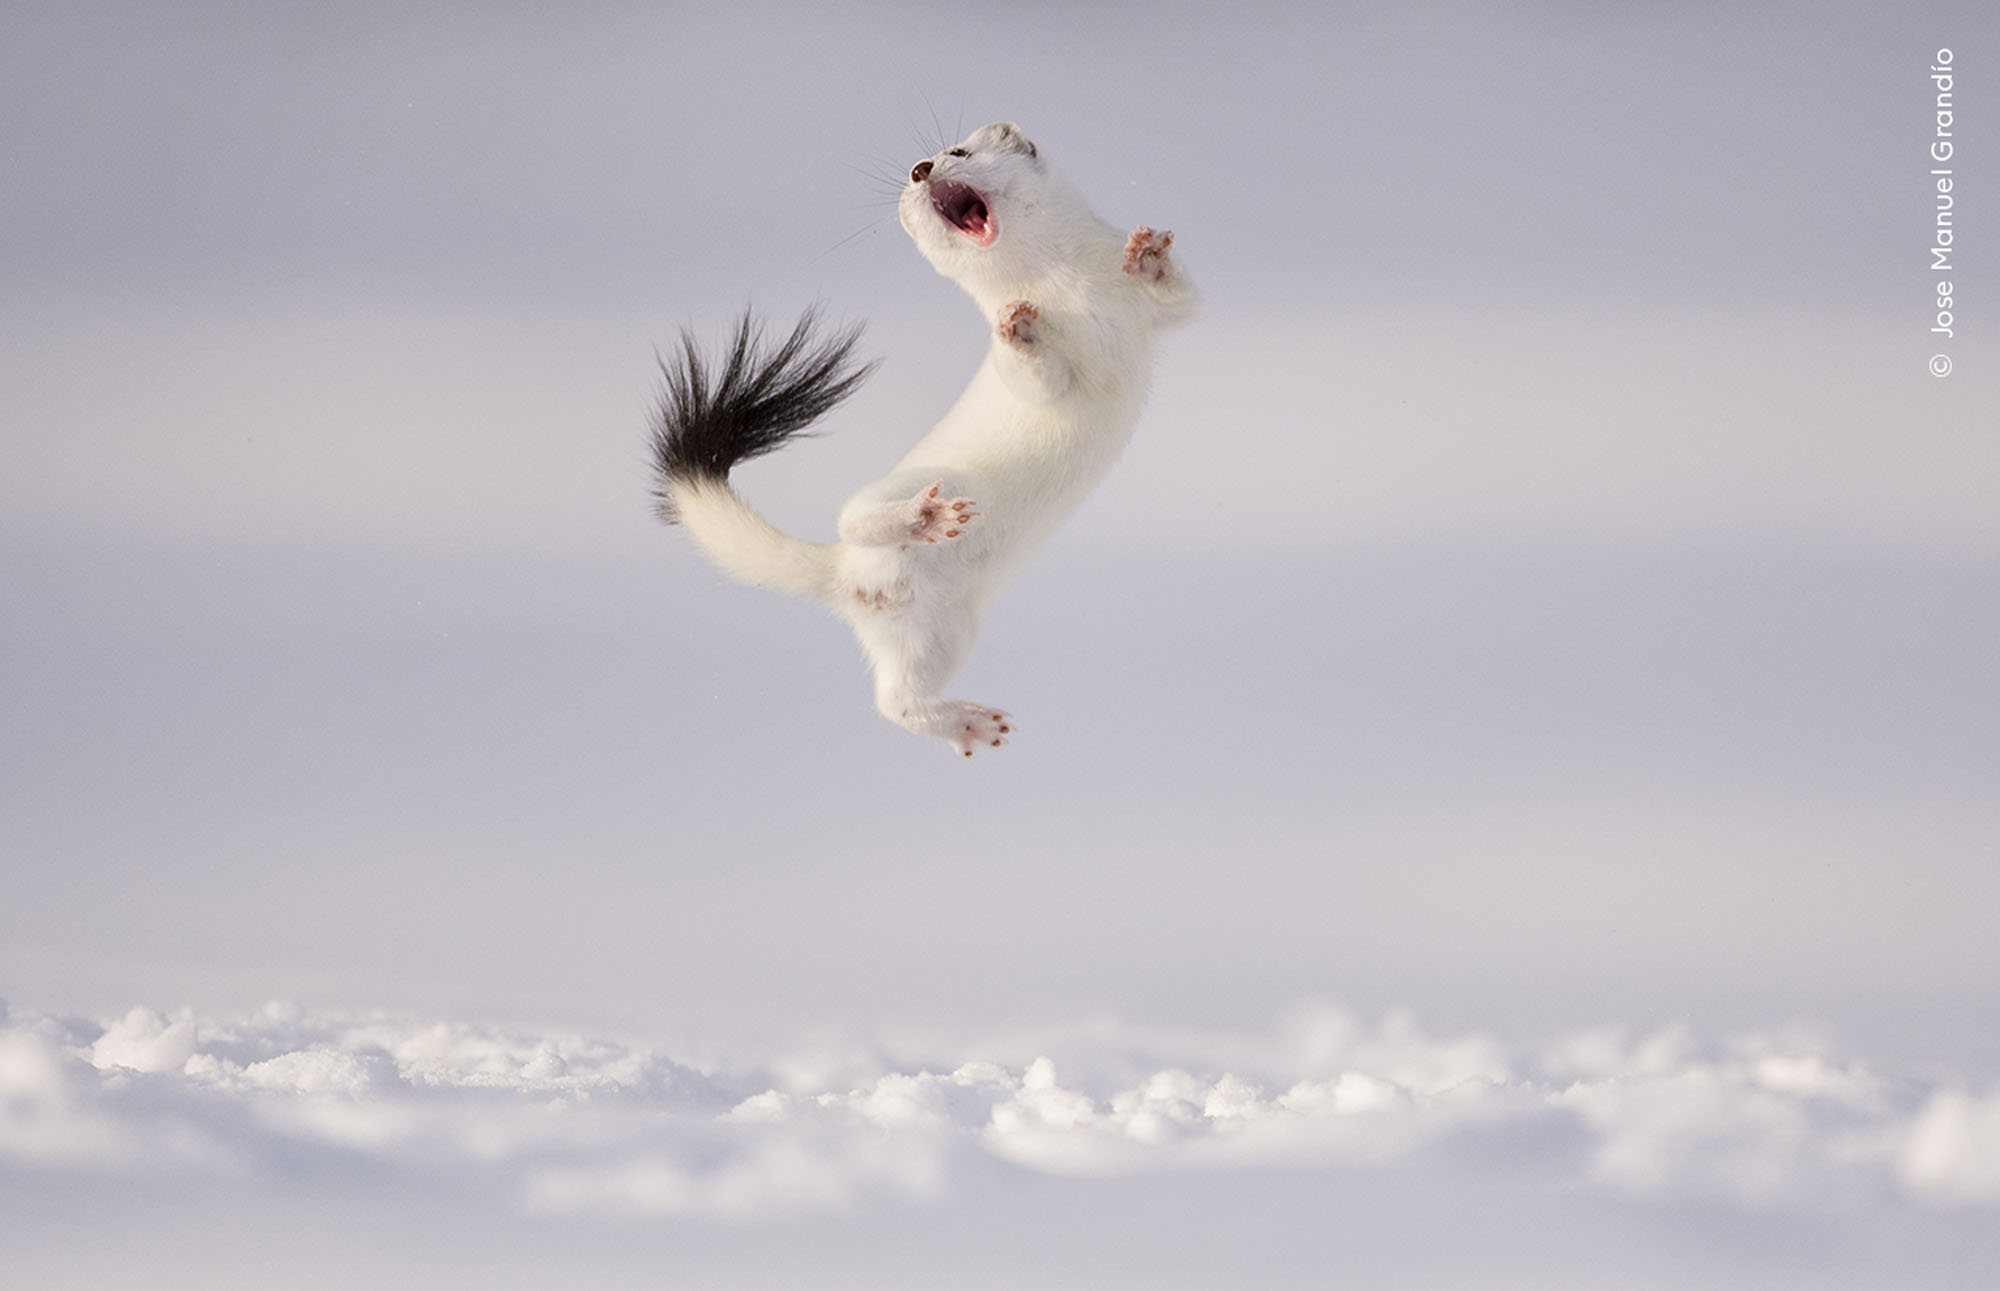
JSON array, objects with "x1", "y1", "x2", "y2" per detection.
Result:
[{"x1": 669, "y1": 122, "x2": 1195, "y2": 756}]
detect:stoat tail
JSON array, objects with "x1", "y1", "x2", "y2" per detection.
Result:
[{"x1": 651, "y1": 308, "x2": 876, "y2": 600}]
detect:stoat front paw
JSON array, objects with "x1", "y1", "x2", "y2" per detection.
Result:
[
  {"x1": 907, "y1": 481, "x2": 979, "y2": 545},
  {"x1": 1123, "y1": 226, "x2": 1175, "y2": 284},
  {"x1": 996, "y1": 300, "x2": 1040, "y2": 349},
  {"x1": 993, "y1": 299, "x2": 1075, "y2": 400}
]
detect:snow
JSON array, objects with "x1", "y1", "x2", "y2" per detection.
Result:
[{"x1": 5, "y1": 998, "x2": 1994, "y2": 1221}]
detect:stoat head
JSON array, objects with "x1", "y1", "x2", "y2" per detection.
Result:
[{"x1": 899, "y1": 122, "x2": 1089, "y2": 292}]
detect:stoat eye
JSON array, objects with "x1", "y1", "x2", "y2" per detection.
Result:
[{"x1": 945, "y1": 147, "x2": 969, "y2": 158}]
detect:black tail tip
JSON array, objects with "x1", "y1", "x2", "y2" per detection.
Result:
[{"x1": 649, "y1": 306, "x2": 878, "y2": 509}]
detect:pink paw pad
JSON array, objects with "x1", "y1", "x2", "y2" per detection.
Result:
[
  {"x1": 1124, "y1": 226, "x2": 1174, "y2": 283},
  {"x1": 950, "y1": 704, "x2": 1016, "y2": 758},
  {"x1": 908, "y1": 482, "x2": 979, "y2": 544},
  {"x1": 996, "y1": 300, "x2": 1040, "y2": 347}
]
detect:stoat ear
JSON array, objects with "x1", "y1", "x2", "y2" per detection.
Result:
[{"x1": 979, "y1": 121, "x2": 1038, "y2": 160}]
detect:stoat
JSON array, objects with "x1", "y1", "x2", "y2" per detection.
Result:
[{"x1": 652, "y1": 121, "x2": 1195, "y2": 756}]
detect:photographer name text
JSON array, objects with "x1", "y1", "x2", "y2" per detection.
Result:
[{"x1": 1929, "y1": 50, "x2": 1958, "y2": 372}]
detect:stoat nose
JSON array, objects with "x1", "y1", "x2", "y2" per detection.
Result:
[{"x1": 910, "y1": 160, "x2": 934, "y2": 183}]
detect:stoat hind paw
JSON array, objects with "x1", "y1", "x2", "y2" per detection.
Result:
[
  {"x1": 947, "y1": 702, "x2": 1015, "y2": 758},
  {"x1": 1123, "y1": 226, "x2": 1175, "y2": 283},
  {"x1": 909, "y1": 481, "x2": 979, "y2": 544},
  {"x1": 996, "y1": 300, "x2": 1040, "y2": 348}
]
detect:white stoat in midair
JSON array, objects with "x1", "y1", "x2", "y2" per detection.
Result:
[{"x1": 652, "y1": 121, "x2": 1195, "y2": 757}]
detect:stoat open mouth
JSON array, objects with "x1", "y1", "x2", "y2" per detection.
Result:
[{"x1": 929, "y1": 180, "x2": 996, "y2": 246}]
